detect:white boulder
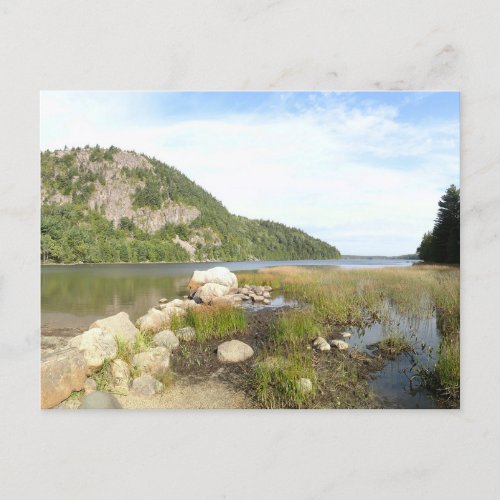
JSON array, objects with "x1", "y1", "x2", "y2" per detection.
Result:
[
  {"x1": 90, "y1": 312, "x2": 138, "y2": 345},
  {"x1": 188, "y1": 266, "x2": 238, "y2": 295},
  {"x1": 217, "y1": 340, "x2": 254, "y2": 363},
  {"x1": 69, "y1": 328, "x2": 117, "y2": 374},
  {"x1": 194, "y1": 283, "x2": 231, "y2": 304},
  {"x1": 331, "y1": 339, "x2": 349, "y2": 351},
  {"x1": 313, "y1": 337, "x2": 331, "y2": 351}
]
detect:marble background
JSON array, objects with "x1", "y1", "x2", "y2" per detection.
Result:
[{"x1": 1, "y1": 1, "x2": 499, "y2": 498}]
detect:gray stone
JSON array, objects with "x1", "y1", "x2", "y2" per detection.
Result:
[
  {"x1": 331, "y1": 339, "x2": 349, "y2": 351},
  {"x1": 341, "y1": 331, "x2": 352, "y2": 339},
  {"x1": 79, "y1": 391, "x2": 122, "y2": 409},
  {"x1": 69, "y1": 328, "x2": 118, "y2": 374},
  {"x1": 252, "y1": 295, "x2": 265, "y2": 302},
  {"x1": 152, "y1": 330, "x2": 179, "y2": 350},
  {"x1": 263, "y1": 299, "x2": 271, "y2": 305},
  {"x1": 217, "y1": 340, "x2": 254, "y2": 363},
  {"x1": 262, "y1": 291, "x2": 271, "y2": 299},
  {"x1": 132, "y1": 347, "x2": 170, "y2": 376},
  {"x1": 313, "y1": 337, "x2": 331, "y2": 351},
  {"x1": 131, "y1": 374, "x2": 163, "y2": 396}
]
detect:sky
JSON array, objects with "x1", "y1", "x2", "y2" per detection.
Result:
[{"x1": 40, "y1": 91, "x2": 460, "y2": 256}]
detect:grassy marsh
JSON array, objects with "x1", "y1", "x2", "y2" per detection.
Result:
[{"x1": 237, "y1": 264, "x2": 460, "y2": 407}]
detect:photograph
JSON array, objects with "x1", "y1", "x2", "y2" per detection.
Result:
[{"x1": 40, "y1": 90, "x2": 460, "y2": 409}]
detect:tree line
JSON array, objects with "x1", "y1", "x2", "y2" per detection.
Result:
[{"x1": 417, "y1": 184, "x2": 460, "y2": 263}]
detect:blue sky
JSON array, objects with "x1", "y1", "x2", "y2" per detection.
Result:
[{"x1": 40, "y1": 91, "x2": 460, "y2": 255}]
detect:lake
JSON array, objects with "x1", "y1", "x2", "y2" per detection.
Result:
[
  {"x1": 41, "y1": 258, "x2": 442, "y2": 408},
  {"x1": 41, "y1": 258, "x2": 413, "y2": 333}
]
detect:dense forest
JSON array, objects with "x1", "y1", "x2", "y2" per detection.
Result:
[
  {"x1": 41, "y1": 146, "x2": 341, "y2": 264},
  {"x1": 417, "y1": 184, "x2": 460, "y2": 263}
]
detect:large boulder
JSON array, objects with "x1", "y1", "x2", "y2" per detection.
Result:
[
  {"x1": 136, "y1": 306, "x2": 186, "y2": 333},
  {"x1": 41, "y1": 348, "x2": 87, "y2": 408},
  {"x1": 132, "y1": 347, "x2": 170, "y2": 376},
  {"x1": 152, "y1": 330, "x2": 179, "y2": 350},
  {"x1": 217, "y1": 340, "x2": 254, "y2": 363},
  {"x1": 194, "y1": 283, "x2": 231, "y2": 304},
  {"x1": 79, "y1": 391, "x2": 122, "y2": 409},
  {"x1": 90, "y1": 312, "x2": 138, "y2": 344},
  {"x1": 187, "y1": 267, "x2": 238, "y2": 296},
  {"x1": 131, "y1": 374, "x2": 163, "y2": 396},
  {"x1": 69, "y1": 328, "x2": 117, "y2": 374}
]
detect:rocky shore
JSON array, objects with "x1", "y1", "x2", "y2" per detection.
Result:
[{"x1": 41, "y1": 266, "x2": 275, "y2": 409}]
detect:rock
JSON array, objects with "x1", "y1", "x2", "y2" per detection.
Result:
[
  {"x1": 110, "y1": 359, "x2": 130, "y2": 393},
  {"x1": 211, "y1": 295, "x2": 235, "y2": 307},
  {"x1": 262, "y1": 291, "x2": 271, "y2": 299},
  {"x1": 132, "y1": 347, "x2": 170, "y2": 376},
  {"x1": 297, "y1": 377, "x2": 313, "y2": 394},
  {"x1": 41, "y1": 348, "x2": 87, "y2": 408},
  {"x1": 69, "y1": 328, "x2": 117, "y2": 374},
  {"x1": 239, "y1": 288, "x2": 250, "y2": 294},
  {"x1": 254, "y1": 286, "x2": 264, "y2": 295},
  {"x1": 217, "y1": 340, "x2": 254, "y2": 363},
  {"x1": 313, "y1": 337, "x2": 331, "y2": 351},
  {"x1": 152, "y1": 330, "x2": 179, "y2": 350},
  {"x1": 252, "y1": 295, "x2": 265, "y2": 302},
  {"x1": 341, "y1": 331, "x2": 352, "y2": 339},
  {"x1": 331, "y1": 339, "x2": 349, "y2": 351},
  {"x1": 194, "y1": 283, "x2": 231, "y2": 304},
  {"x1": 79, "y1": 391, "x2": 122, "y2": 409},
  {"x1": 236, "y1": 294, "x2": 251, "y2": 301},
  {"x1": 158, "y1": 298, "x2": 168, "y2": 304},
  {"x1": 263, "y1": 299, "x2": 271, "y2": 305},
  {"x1": 176, "y1": 326, "x2": 196, "y2": 341},
  {"x1": 131, "y1": 374, "x2": 163, "y2": 396},
  {"x1": 136, "y1": 305, "x2": 185, "y2": 333},
  {"x1": 263, "y1": 286, "x2": 273, "y2": 292},
  {"x1": 84, "y1": 377, "x2": 97, "y2": 394},
  {"x1": 187, "y1": 266, "x2": 238, "y2": 295},
  {"x1": 90, "y1": 312, "x2": 138, "y2": 345}
]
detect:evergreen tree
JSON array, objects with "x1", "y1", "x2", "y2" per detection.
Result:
[{"x1": 417, "y1": 185, "x2": 460, "y2": 263}]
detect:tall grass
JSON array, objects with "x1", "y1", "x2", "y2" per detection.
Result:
[
  {"x1": 271, "y1": 309, "x2": 321, "y2": 345},
  {"x1": 254, "y1": 347, "x2": 316, "y2": 408},
  {"x1": 173, "y1": 305, "x2": 247, "y2": 342}
]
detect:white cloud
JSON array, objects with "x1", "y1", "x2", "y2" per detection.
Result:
[{"x1": 40, "y1": 92, "x2": 459, "y2": 255}]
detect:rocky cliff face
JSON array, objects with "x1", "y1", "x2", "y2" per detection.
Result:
[{"x1": 42, "y1": 149, "x2": 200, "y2": 233}]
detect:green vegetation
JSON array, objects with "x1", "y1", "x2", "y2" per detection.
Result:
[
  {"x1": 92, "y1": 358, "x2": 114, "y2": 392},
  {"x1": 173, "y1": 305, "x2": 247, "y2": 342},
  {"x1": 255, "y1": 349, "x2": 316, "y2": 409},
  {"x1": 41, "y1": 146, "x2": 341, "y2": 263},
  {"x1": 417, "y1": 184, "x2": 460, "y2": 263},
  {"x1": 270, "y1": 309, "x2": 321, "y2": 345},
  {"x1": 376, "y1": 333, "x2": 413, "y2": 358},
  {"x1": 237, "y1": 265, "x2": 460, "y2": 407}
]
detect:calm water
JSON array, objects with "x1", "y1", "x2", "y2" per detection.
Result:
[
  {"x1": 41, "y1": 258, "x2": 413, "y2": 331},
  {"x1": 42, "y1": 258, "x2": 439, "y2": 408}
]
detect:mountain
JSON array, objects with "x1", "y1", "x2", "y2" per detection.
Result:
[{"x1": 41, "y1": 146, "x2": 341, "y2": 264}]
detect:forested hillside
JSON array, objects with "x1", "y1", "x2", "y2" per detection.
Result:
[{"x1": 41, "y1": 146, "x2": 341, "y2": 264}]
